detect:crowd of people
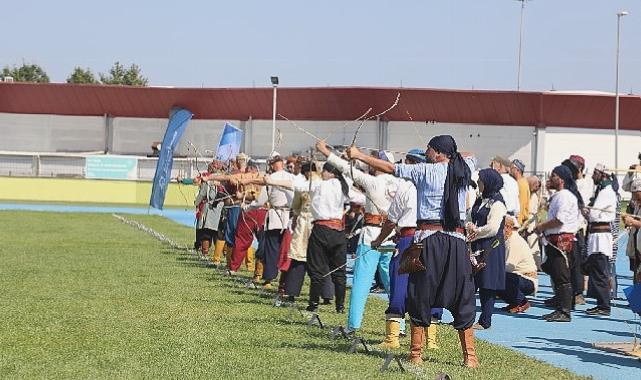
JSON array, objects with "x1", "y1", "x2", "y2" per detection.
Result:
[{"x1": 179, "y1": 135, "x2": 641, "y2": 368}]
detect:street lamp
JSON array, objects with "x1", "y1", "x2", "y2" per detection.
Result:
[
  {"x1": 515, "y1": 0, "x2": 530, "y2": 91},
  {"x1": 615, "y1": 11, "x2": 628, "y2": 170},
  {"x1": 271, "y1": 76, "x2": 279, "y2": 153}
]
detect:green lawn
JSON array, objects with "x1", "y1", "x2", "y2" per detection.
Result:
[{"x1": 0, "y1": 211, "x2": 588, "y2": 379}]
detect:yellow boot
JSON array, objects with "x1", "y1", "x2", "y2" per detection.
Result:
[
  {"x1": 212, "y1": 240, "x2": 225, "y2": 265},
  {"x1": 223, "y1": 243, "x2": 234, "y2": 266},
  {"x1": 378, "y1": 320, "x2": 401, "y2": 350},
  {"x1": 426, "y1": 323, "x2": 439, "y2": 350},
  {"x1": 245, "y1": 247, "x2": 256, "y2": 272},
  {"x1": 253, "y1": 260, "x2": 264, "y2": 283}
]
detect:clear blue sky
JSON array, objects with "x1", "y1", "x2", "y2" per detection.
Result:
[{"x1": 2, "y1": 0, "x2": 640, "y2": 93}]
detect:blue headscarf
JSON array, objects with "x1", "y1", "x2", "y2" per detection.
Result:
[
  {"x1": 478, "y1": 168, "x2": 505, "y2": 204},
  {"x1": 552, "y1": 165, "x2": 584, "y2": 208},
  {"x1": 428, "y1": 135, "x2": 471, "y2": 231}
]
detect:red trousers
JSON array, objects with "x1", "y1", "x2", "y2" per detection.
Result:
[{"x1": 229, "y1": 208, "x2": 267, "y2": 272}]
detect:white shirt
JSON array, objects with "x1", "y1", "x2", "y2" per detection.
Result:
[
  {"x1": 387, "y1": 179, "x2": 417, "y2": 228},
  {"x1": 256, "y1": 169, "x2": 295, "y2": 230},
  {"x1": 587, "y1": 184, "x2": 617, "y2": 257},
  {"x1": 576, "y1": 177, "x2": 593, "y2": 228},
  {"x1": 327, "y1": 153, "x2": 398, "y2": 246},
  {"x1": 500, "y1": 173, "x2": 521, "y2": 217},
  {"x1": 309, "y1": 178, "x2": 348, "y2": 221},
  {"x1": 545, "y1": 189, "x2": 581, "y2": 235}
]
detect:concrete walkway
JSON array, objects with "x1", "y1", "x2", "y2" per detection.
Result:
[{"x1": 2, "y1": 202, "x2": 640, "y2": 378}]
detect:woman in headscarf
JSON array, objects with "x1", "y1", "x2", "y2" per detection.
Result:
[{"x1": 466, "y1": 168, "x2": 507, "y2": 330}]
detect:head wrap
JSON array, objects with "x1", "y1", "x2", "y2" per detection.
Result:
[
  {"x1": 512, "y1": 159, "x2": 525, "y2": 174},
  {"x1": 323, "y1": 162, "x2": 349, "y2": 197},
  {"x1": 569, "y1": 155, "x2": 585, "y2": 170},
  {"x1": 236, "y1": 153, "x2": 249, "y2": 161},
  {"x1": 428, "y1": 135, "x2": 471, "y2": 231},
  {"x1": 300, "y1": 161, "x2": 317, "y2": 174},
  {"x1": 406, "y1": 148, "x2": 427, "y2": 163},
  {"x1": 631, "y1": 178, "x2": 641, "y2": 193},
  {"x1": 478, "y1": 168, "x2": 505, "y2": 204},
  {"x1": 561, "y1": 159, "x2": 580, "y2": 179},
  {"x1": 268, "y1": 151, "x2": 283, "y2": 164},
  {"x1": 553, "y1": 165, "x2": 584, "y2": 208}
]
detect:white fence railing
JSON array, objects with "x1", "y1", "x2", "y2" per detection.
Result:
[{"x1": 0, "y1": 152, "x2": 209, "y2": 181}]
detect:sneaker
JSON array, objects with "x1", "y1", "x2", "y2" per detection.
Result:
[
  {"x1": 306, "y1": 303, "x2": 319, "y2": 312},
  {"x1": 545, "y1": 311, "x2": 571, "y2": 322},
  {"x1": 226, "y1": 269, "x2": 237, "y2": 276},
  {"x1": 322, "y1": 298, "x2": 332, "y2": 305},
  {"x1": 585, "y1": 307, "x2": 611, "y2": 316},
  {"x1": 335, "y1": 304, "x2": 345, "y2": 314},
  {"x1": 574, "y1": 295, "x2": 586, "y2": 305}
]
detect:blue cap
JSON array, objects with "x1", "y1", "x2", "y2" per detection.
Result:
[{"x1": 406, "y1": 148, "x2": 427, "y2": 163}]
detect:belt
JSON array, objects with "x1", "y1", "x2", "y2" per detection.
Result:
[
  {"x1": 364, "y1": 213, "x2": 385, "y2": 226},
  {"x1": 589, "y1": 222, "x2": 612, "y2": 234},
  {"x1": 314, "y1": 219, "x2": 344, "y2": 231},
  {"x1": 546, "y1": 233, "x2": 575, "y2": 253},
  {"x1": 399, "y1": 227, "x2": 416, "y2": 237},
  {"x1": 417, "y1": 221, "x2": 464, "y2": 234}
]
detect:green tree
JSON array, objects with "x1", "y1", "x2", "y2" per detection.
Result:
[
  {"x1": 2, "y1": 63, "x2": 50, "y2": 83},
  {"x1": 66, "y1": 67, "x2": 97, "y2": 84},
  {"x1": 99, "y1": 62, "x2": 148, "y2": 86}
]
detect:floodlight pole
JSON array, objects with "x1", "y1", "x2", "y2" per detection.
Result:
[
  {"x1": 614, "y1": 11, "x2": 628, "y2": 170},
  {"x1": 516, "y1": 0, "x2": 528, "y2": 91},
  {"x1": 271, "y1": 76, "x2": 279, "y2": 153}
]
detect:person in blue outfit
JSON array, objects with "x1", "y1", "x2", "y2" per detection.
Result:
[
  {"x1": 466, "y1": 168, "x2": 507, "y2": 330},
  {"x1": 347, "y1": 135, "x2": 479, "y2": 368},
  {"x1": 371, "y1": 148, "x2": 443, "y2": 350}
]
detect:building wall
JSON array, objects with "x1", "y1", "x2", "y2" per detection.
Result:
[
  {"x1": 0, "y1": 113, "x2": 105, "y2": 152},
  {"x1": 2, "y1": 112, "x2": 640, "y2": 176},
  {"x1": 387, "y1": 121, "x2": 535, "y2": 172},
  {"x1": 542, "y1": 127, "x2": 641, "y2": 173}
]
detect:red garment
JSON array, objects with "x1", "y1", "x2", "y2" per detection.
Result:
[
  {"x1": 229, "y1": 208, "x2": 267, "y2": 271},
  {"x1": 278, "y1": 229, "x2": 293, "y2": 271}
]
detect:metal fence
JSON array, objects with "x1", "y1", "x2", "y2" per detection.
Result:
[{"x1": 0, "y1": 152, "x2": 209, "y2": 180}]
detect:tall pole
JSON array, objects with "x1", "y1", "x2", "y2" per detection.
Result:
[
  {"x1": 615, "y1": 11, "x2": 628, "y2": 170},
  {"x1": 271, "y1": 82, "x2": 278, "y2": 153},
  {"x1": 517, "y1": 0, "x2": 526, "y2": 91}
]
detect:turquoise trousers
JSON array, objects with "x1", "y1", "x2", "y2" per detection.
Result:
[{"x1": 347, "y1": 244, "x2": 392, "y2": 329}]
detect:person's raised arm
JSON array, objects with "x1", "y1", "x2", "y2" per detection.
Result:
[{"x1": 346, "y1": 145, "x2": 395, "y2": 174}]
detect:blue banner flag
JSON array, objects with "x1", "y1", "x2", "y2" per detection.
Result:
[
  {"x1": 215, "y1": 122, "x2": 243, "y2": 161},
  {"x1": 149, "y1": 108, "x2": 193, "y2": 210}
]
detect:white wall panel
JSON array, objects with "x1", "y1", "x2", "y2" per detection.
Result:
[
  {"x1": 388, "y1": 122, "x2": 535, "y2": 172},
  {"x1": 543, "y1": 127, "x2": 641, "y2": 173},
  {"x1": 250, "y1": 120, "x2": 379, "y2": 157},
  {"x1": 0, "y1": 113, "x2": 104, "y2": 152}
]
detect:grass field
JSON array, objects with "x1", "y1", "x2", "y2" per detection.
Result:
[{"x1": 0, "y1": 211, "x2": 589, "y2": 379}]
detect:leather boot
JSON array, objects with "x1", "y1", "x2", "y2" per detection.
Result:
[
  {"x1": 223, "y1": 243, "x2": 234, "y2": 266},
  {"x1": 212, "y1": 239, "x2": 225, "y2": 265},
  {"x1": 253, "y1": 260, "x2": 264, "y2": 283},
  {"x1": 378, "y1": 320, "x2": 401, "y2": 350},
  {"x1": 426, "y1": 323, "x2": 438, "y2": 350},
  {"x1": 407, "y1": 323, "x2": 425, "y2": 364},
  {"x1": 201, "y1": 239, "x2": 210, "y2": 258},
  {"x1": 458, "y1": 328, "x2": 479, "y2": 368}
]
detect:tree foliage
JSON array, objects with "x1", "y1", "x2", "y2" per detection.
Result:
[
  {"x1": 2, "y1": 63, "x2": 50, "y2": 83},
  {"x1": 66, "y1": 67, "x2": 98, "y2": 84},
  {"x1": 99, "y1": 62, "x2": 148, "y2": 86}
]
